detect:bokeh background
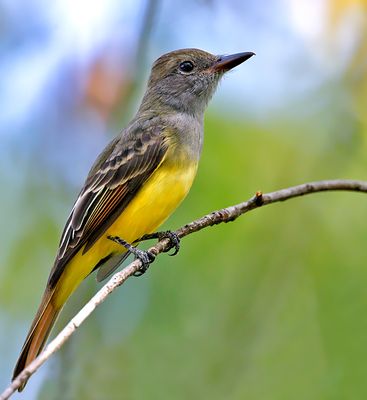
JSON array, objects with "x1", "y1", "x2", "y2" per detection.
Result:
[{"x1": 1, "y1": 0, "x2": 367, "y2": 399}]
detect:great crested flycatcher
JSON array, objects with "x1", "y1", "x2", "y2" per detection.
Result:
[{"x1": 13, "y1": 48, "x2": 254, "y2": 390}]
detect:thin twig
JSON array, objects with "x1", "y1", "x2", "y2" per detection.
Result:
[{"x1": 2, "y1": 179, "x2": 367, "y2": 399}]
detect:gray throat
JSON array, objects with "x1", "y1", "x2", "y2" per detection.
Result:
[{"x1": 164, "y1": 111, "x2": 204, "y2": 161}]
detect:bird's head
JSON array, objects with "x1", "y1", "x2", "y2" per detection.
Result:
[{"x1": 139, "y1": 48, "x2": 255, "y2": 117}]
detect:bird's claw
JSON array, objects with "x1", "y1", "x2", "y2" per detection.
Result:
[
  {"x1": 138, "y1": 230, "x2": 181, "y2": 256},
  {"x1": 161, "y1": 231, "x2": 180, "y2": 256},
  {"x1": 107, "y1": 235, "x2": 155, "y2": 277},
  {"x1": 132, "y1": 249, "x2": 156, "y2": 276}
]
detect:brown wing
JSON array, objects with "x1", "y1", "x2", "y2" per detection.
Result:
[{"x1": 48, "y1": 125, "x2": 168, "y2": 288}]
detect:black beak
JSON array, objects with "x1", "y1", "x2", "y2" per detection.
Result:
[{"x1": 212, "y1": 52, "x2": 255, "y2": 72}]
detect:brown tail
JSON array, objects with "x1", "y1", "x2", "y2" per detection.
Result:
[{"x1": 12, "y1": 289, "x2": 60, "y2": 391}]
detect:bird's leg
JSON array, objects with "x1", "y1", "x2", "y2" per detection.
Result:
[
  {"x1": 136, "y1": 231, "x2": 180, "y2": 256},
  {"x1": 107, "y1": 236, "x2": 155, "y2": 276}
]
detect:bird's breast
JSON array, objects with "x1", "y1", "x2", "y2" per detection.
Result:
[{"x1": 106, "y1": 154, "x2": 199, "y2": 246}]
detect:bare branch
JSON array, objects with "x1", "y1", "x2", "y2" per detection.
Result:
[{"x1": 2, "y1": 179, "x2": 367, "y2": 399}]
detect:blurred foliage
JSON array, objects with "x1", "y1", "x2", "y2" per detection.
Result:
[{"x1": 1, "y1": 1, "x2": 367, "y2": 399}]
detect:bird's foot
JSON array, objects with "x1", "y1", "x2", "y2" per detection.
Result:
[
  {"x1": 108, "y1": 236, "x2": 155, "y2": 276},
  {"x1": 138, "y1": 230, "x2": 180, "y2": 256}
]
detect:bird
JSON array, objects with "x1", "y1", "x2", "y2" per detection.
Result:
[{"x1": 12, "y1": 48, "x2": 254, "y2": 390}]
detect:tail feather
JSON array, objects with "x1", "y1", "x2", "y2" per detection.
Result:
[{"x1": 12, "y1": 290, "x2": 60, "y2": 391}]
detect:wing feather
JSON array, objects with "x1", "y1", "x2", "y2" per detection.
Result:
[{"x1": 48, "y1": 125, "x2": 168, "y2": 287}]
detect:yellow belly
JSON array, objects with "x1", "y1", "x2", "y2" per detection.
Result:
[{"x1": 54, "y1": 160, "x2": 198, "y2": 306}]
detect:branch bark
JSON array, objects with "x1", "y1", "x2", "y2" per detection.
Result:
[{"x1": 2, "y1": 179, "x2": 367, "y2": 399}]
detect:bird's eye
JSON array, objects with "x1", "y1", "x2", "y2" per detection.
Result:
[{"x1": 179, "y1": 61, "x2": 194, "y2": 73}]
